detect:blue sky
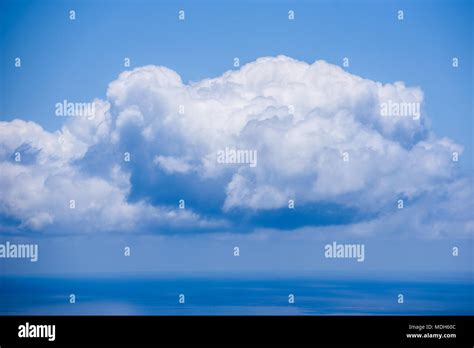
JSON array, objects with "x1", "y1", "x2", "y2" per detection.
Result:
[
  {"x1": 1, "y1": 0, "x2": 472, "y2": 156},
  {"x1": 0, "y1": 0, "x2": 473, "y2": 275}
]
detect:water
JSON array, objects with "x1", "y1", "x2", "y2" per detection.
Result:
[{"x1": 1, "y1": 274, "x2": 472, "y2": 315}]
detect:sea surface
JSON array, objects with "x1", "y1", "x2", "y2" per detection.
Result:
[{"x1": 1, "y1": 273, "x2": 472, "y2": 315}]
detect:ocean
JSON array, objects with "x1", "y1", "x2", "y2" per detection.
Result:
[{"x1": 1, "y1": 273, "x2": 472, "y2": 315}]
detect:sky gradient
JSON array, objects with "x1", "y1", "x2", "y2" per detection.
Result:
[{"x1": 0, "y1": 0, "x2": 473, "y2": 277}]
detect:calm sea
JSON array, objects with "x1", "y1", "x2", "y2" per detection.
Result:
[{"x1": 1, "y1": 274, "x2": 472, "y2": 315}]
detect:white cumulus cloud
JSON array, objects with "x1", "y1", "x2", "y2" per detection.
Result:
[{"x1": 0, "y1": 55, "x2": 470, "y2": 237}]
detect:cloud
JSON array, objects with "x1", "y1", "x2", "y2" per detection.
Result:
[
  {"x1": 0, "y1": 55, "x2": 470, "y2": 237},
  {"x1": 154, "y1": 155, "x2": 192, "y2": 174},
  {"x1": 0, "y1": 121, "x2": 224, "y2": 234},
  {"x1": 104, "y1": 56, "x2": 462, "y2": 211},
  {"x1": 281, "y1": 177, "x2": 474, "y2": 240}
]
